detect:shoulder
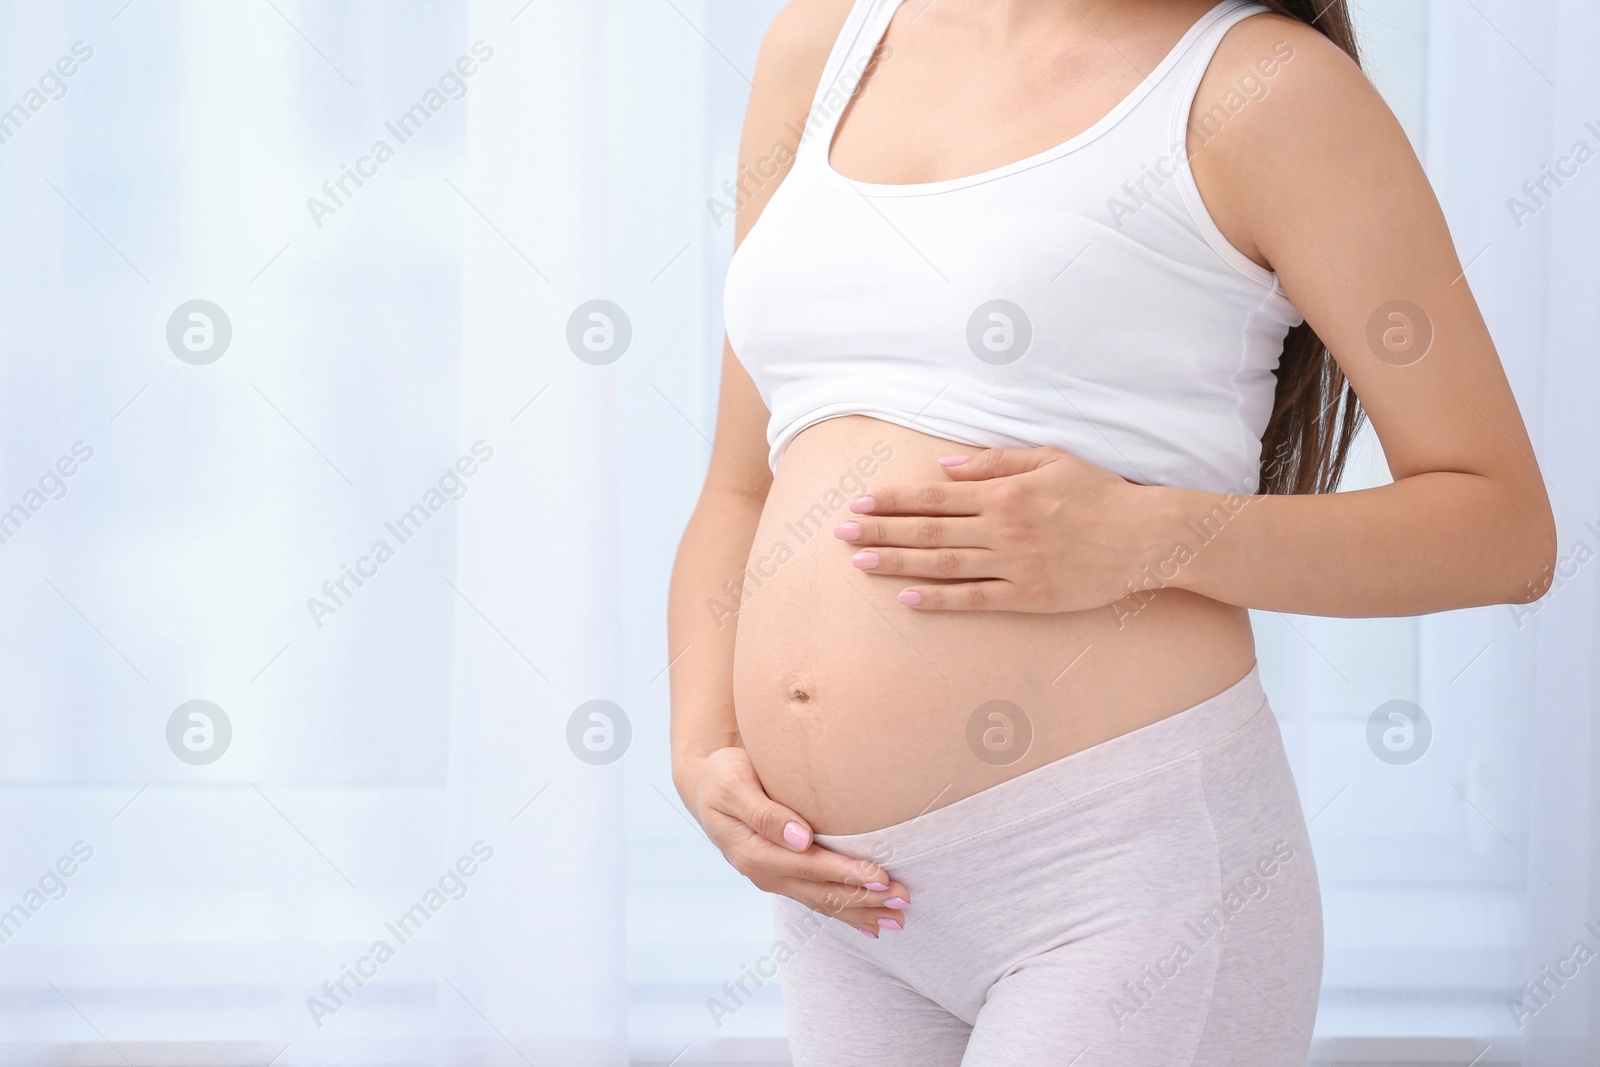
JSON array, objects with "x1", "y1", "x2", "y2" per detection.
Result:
[
  {"x1": 1195, "y1": 11, "x2": 1390, "y2": 150},
  {"x1": 1208, "y1": 9, "x2": 1359, "y2": 77},
  {"x1": 746, "y1": 0, "x2": 858, "y2": 135},
  {"x1": 755, "y1": 0, "x2": 857, "y2": 93},
  {"x1": 1186, "y1": 10, "x2": 1417, "y2": 268},
  {"x1": 734, "y1": 0, "x2": 857, "y2": 239}
]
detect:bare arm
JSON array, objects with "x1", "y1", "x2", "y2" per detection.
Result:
[
  {"x1": 1160, "y1": 17, "x2": 1556, "y2": 615},
  {"x1": 666, "y1": 341, "x2": 770, "y2": 780},
  {"x1": 839, "y1": 17, "x2": 1556, "y2": 619},
  {"x1": 666, "y1": 0, "x2": 910, "y2": 936},
  {"x1": 666, "y1": 0, "x2": 821, "y2": 792}
]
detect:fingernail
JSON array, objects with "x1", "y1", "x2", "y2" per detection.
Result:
[
  {"x1": 898, "y1": 590, "x2": 921, "y2": 605},
  {"x1": 878, "y1": 917, "x2": 903, "y2": 931},
  {"x1": 852, "y1": 551, "x2": 879, "y2": 570},
  {"x1": 849, "y1": 496, "x2": 876, "y2": 514},
  {"x1": 858, "y1": 927, "x2": 878, "y2": 939},
  {"x1": 863, "y1": 881, "x2": 889, "y2": 892},
  {"x1": 834, "y1": 521, "x2": 861, "y2": 540},
  {"x1": 883, "y1": 897, "x2": 907, "y2": 909},
  {"x1": 938, "y1": 455, "x2": 969, "y2": 467},
  {"x1": 783, "y1": 821, "x2": 810, "y2": 850}
]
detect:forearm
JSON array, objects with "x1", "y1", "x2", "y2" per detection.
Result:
[
  {"x1": 1146, "y1": 470, "x2": 1556, "y2": 618},
  {"x1": 667, "y1": 486, "x2": 765, "y2": 798}
]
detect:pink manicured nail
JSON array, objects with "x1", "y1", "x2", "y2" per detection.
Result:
[
  {"x1": 852, "y1": 551, "x2": 879, "y2": 570},
  {"x1": 858, "y1": 927, "x2": 878, "y2": 939},
  {"x1": 938, "y1": 455, "x2": 969, "y2": 467},
  {"x1": 863, "y1": 881, "x2": 889, "y2": 892},
  {"x1": 782, "y1": 821, "x2": 810, "y2": 851},
  {"x1": 849, "y1": 496, "x2": 876, "y2": 514},
  {"x1": 878, "y1": 917, "x2": 903, "y2": 931},
  {"x1": 898, "y1": 590, "x2": 921, "y2": 605},
  {"x1": 834, "y1": 522, "x2": 861, "y2": 540},
  {"x1": 883, "y1": 897, "x2": 907, "y2": 909}
]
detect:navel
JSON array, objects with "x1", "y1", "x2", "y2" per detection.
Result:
[{"x1": 783, "y1": 674, "x2": 816, "y2": 708}]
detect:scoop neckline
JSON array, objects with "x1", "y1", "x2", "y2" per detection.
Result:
[{"x1": 819, "y1": 0, "x2": 1246, "y2": 197}]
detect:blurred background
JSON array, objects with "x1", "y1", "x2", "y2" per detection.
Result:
[{"x1": 0, "y1": 0, "x2": 1595, "y2": 1064}]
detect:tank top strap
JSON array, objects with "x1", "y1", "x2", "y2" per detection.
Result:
[
  {"x1": 793, "y1": 0, "x2": 902, "y2": 166},
  {"x1": 1160, "y1": 1, "x2": 1276, "y2": 155}
]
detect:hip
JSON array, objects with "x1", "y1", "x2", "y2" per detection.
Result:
[{"x1": 774, "y1": 677, "x2": 1322, "y2": 1030}]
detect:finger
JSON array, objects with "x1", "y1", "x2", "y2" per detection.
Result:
[
  {"x1": 936, "y1": 446, "x2": 1057, "y2": 481},
  {"x1": 773, "y1": 877, "x2": 911, "y2": 925},
  {"x1": 834, "y1": 907, "x2": 910, "y2": 937},
  {"x1": 709, "y1": 803, "x2": 893, "y2": 887},
  {"x1": 897, "y1": 579, "x2": 1017, "y2": 611},
  {"x1": 729, "y1": 830, "x2": 904, "y2": 890},
  {"x1": 852, "y1": 546, "x2": 997, "y2": 580},
  {"x1": 730, "y1": 787, "x2": 819, "y2": 854},
  {"x1": 781, "y1": 876, "x2": 910, "y2": 914},
  {"x1": 850, "y1": 479, "x2": 983, "y2": 518},
  {"x1": 834, "y1": 514, "x2": 991, "y2": 549}
]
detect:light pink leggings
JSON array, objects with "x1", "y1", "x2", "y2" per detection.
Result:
[{"x1": 773, "y1": 667, "x2": 1323, "y2": 1066}]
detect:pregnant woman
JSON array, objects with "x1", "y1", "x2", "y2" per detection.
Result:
[{"x1": 669, "y1": 0, "x2": 1555, "y2": 1062}]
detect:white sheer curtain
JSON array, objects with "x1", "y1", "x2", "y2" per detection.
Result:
[
  {"x1": 1230, "y1": 1, "x2": 1600, "y2": 1063},
  {"x1": 0, "y1": 1, "x2": 624, "y2": 1064},
  {"x1": 1424, "y1": 1, "x2": 1600, "y2": 1064}
]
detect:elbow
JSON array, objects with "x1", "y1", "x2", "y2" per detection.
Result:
[{"x1": 1495, "y1": 494, "x2": 1558, "y2": 608}]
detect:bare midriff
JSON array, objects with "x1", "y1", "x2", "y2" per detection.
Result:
[{"x1": 731, "y1": 415, "x2": 1257, "y2": 835}]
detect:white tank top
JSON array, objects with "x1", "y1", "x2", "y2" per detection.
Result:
[{"x1": 724, "y1": 0, "x2": 1302, "y2": 494}]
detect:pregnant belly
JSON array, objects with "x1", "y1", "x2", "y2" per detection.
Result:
[{"x1": 731, "y1": 415, "x2": 1257, "y2": 835}]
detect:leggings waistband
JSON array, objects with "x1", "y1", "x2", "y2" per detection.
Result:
[{"x1": 814, "y1": 664, "x2": 1271, "y2": 864}]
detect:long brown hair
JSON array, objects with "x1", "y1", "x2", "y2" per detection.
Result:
[{"x1": 1250, "y1": 0, "x2": 1366, "y2": 495}]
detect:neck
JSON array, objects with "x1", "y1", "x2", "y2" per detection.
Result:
[{"x1": 905, "y1": 0, "x2": 1191, "y2": 43}]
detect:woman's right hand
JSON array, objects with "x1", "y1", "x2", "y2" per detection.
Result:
[{"x1": 678, "y1": 746, "x2": 911, "y2": 938}]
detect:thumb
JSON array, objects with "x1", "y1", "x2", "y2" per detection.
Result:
[
  {"x1": 938, "y1": 445, "x2": 1053, "y2": 481},
  {"x1": 743, "y1": 792, "x2": 815, "y2": 853}
]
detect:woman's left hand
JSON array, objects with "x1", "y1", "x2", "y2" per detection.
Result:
[{"x1": 834, "y1": 446, "x2": 1168, "y2": 613}]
